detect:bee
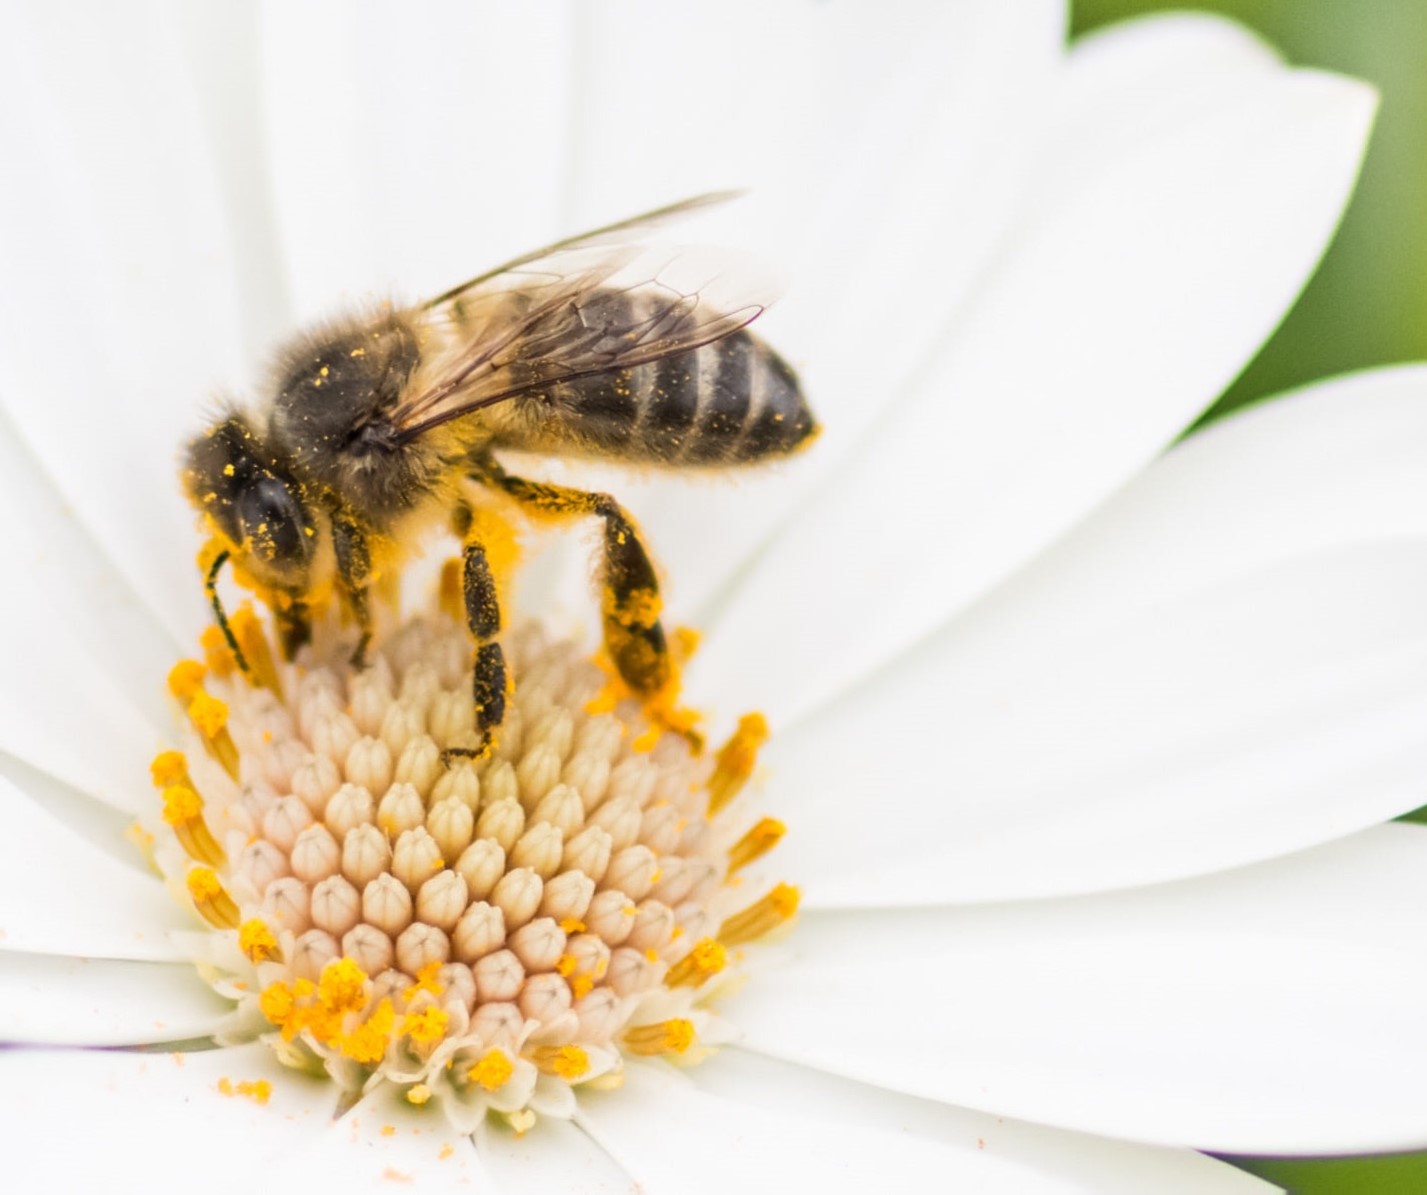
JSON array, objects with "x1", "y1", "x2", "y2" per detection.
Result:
[{"x1": 183, "y1": 193, "x2": 816, "y2": 755}]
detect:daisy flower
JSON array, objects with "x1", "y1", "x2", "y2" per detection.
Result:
[{"x1": 4, "y1": 3, "x2": 1427, "y2": 1191}]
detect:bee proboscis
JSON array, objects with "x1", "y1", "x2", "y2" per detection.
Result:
[{"x1": 184, "y1": 193, "x2": 817, "y2": 755}]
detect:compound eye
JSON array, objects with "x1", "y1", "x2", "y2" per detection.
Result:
[{"x1": 237, "y1": 476, "x2": 312, "y2": 569}]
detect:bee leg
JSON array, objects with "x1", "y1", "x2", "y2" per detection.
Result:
[
  {"x1": 330, "y1": 509, "x2": 373, "y2": 669},
  {"x1": 444, "y1": 529, "x2": 509, "y2": 762},
  {"x1": 478, "y1": 464, "x2": 670, "y2": 704},
  {"x1": 274, "y1": 599, "x2": 312, "y2": 660}
]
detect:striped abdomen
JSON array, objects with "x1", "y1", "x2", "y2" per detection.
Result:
[{"x1": 537, "y1": 327, "x2": 816, "y2": 466}]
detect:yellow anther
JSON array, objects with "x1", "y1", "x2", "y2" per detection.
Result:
[
  {"x1": 339, "y1": 997, "x2": 396, "y2": 1065},
  {"x1": 199, "y1": 624, "x2": 238, "y2": 677},
  {"x1": 231, "y1": 604, "x2": 282, "y2": 697},
  {"x1": 631, "y1": 725, "x2": 660, "y2": 753},
  {"x1": 403, "y1": 961, "x2": 445, "y2": 1003},
  {"x1": 718, "y1": 883, "x2": 800, "y2": 947},
  {"x1": 726, "y1": 817, "x2": 786, "y2": 875},
  {"x1": 186, "y1": 866, "x2": 239, "y2": 929},
  {"x1": 555, "y1": 953, "x2": 577, "y2": 978},
  {"x1": 167, "y1": 659, "x2": 207, "y2": 702},
  {"x1": 404, "y1": 1005, "x2": 450, "y2": 1048},
  {"x1": 239, "y1": 919, "x2": 281, "y2": 965},
  {"x1": 183, "y1": 689, "x2": 240, "y2": 780},
  {"x1": 216, "y1": 1077, "x2": 272, "y2": 1104},
  {"x1": 259, "y1": 980, "x2": 297, "y2": 1033},
  {"x1": 558, "y1": 918, "x2": 586, "y2": 934},
  {"x1": 162, "y1": 785, "x2": 225, "y2": 866},
  {"x1": 707, "y1": 712, "x2": 769, "y2": 815},
  {"x1": 571, "y1": 973, "x2": 595, "y2": 999},
  {"x1": 531, "y1": 1044, "x2": 590, "y2": 1081},
  {"x1": 149, "y1": 750, "x2": 190, "y2": 789},
  {"x1": 467, "y1": 1049, "x2": 514, "y2": 1092},
  {"x1": 406, "y1": 1084, "x2": 431, "y2": 1106},
  {"x1": 623, "y1": 1018, "x2": 695, "y2": 1056},
  {"x1": 664, "y1": 937, "x2": 727, "y2": 988},
  {"x1": 318, "y1": 957, "x2": 369, "y2": 1014}
]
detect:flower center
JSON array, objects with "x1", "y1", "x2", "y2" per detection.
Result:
[{"x1": 147, "y1": 592, "x2": 792, "y2": 1131}]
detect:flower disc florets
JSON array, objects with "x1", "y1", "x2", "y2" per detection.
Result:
[{"x1": 148, "y1": 592, "x2": 791, "y2": 1132}]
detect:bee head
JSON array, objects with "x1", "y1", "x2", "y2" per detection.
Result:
[{"x1": 183, "y1": 416, "x2": 318, "y2": 592}]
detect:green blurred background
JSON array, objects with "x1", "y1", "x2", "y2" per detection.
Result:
[{"x1": 1072, "y1": 4, "x2": 1427, "y2": 1190}]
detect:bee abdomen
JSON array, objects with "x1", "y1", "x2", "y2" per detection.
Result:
[{"x1": 549, "y1": 323, "x2": 815, "y2": 466}]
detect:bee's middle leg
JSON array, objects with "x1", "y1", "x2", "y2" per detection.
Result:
[{"x1": 330, "y1": 509, "x2": 373, "y2": 668}]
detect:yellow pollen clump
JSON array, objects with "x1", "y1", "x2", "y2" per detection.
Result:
[
  {"x1": 149, "y1": 750, "x2": 191, "y2": 789},
  {"x1": 406, "y1": 1084, "x2": 432, "y2": 1106},
  {"x1": 217, "y1": 1077, "x2": 272, "y2": 1104},
  {"x1": 664, "y1": 937, "x2": 727, "y2": 987},
  {"x1": 167, "y1": 659, "x2": 207, "y2": 702},
  {"x1": 404, "y1": 962, "x2": 445, "y2": 1002},
  {"x1": 239, "y1": 919, "x2": 280, "y2": 965},
  {"x1": 340, "y1": 998, "x2": 397, "y2": 1065},
  {"x1": 532, "y1": 1045, "x2": 589, "y2": 1081},
  {"x1": 468, "y1": 1049, "x2": 514, "y2": 1092},
  {"x1": 319, "y1": 958, "x2": 369, "y2": 1012},
  {"x1": 187, "y1": 690, "x2": 229, "y2": 737},
  {"x1": 200, "y1": 623, "x2": 238, "y2": 676},
  {"x1": 623, "y1": 1018, "x2": 695, "y2": 1056},
  {"x1": 404, "y1": 1005, "x2": 450, "y2": 1047}
]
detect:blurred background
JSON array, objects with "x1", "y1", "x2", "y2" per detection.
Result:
[{"x1": 1076, "y1": 3, "x2": 1427, "y2": 1191}]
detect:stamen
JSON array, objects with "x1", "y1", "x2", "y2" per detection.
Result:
[
  {"x1": 623, "y1": 1018, "x2": 695, "y2": 1056},
  {"x1": 468, "y1": 1048, "x2": 514, "y2": 1092},
  {"x1": 664, "y1": 937, "x2": 727, "y2": 987},
  {"x1": 239, "y1": 919, "x2": 282, "y2": 964},
  {"x1": 186, "y1": 866, "x2": 240, "y2": 929},
  {"x1": 707, "y1": 712, "x2": 768, "y2": 815},
  {"x1": 231, "y1": 604, "x2": 283, "y2": 698},
  {"x1": 726, "y1": 817, "x2": 786, "y2": 874},
  {"x1": 530, "y1": 1044, "x2": 590, "y2": 1080},
  {"x1": 161, "y1": 784, "x2": 225, "y2": 866},
  {"x1": 718, "y1": 883, "x2": 800, "y2": 947}
]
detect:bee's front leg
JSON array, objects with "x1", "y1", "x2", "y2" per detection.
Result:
[{"x1": 329, "y1": 507, "x2": 373, "y2": 669}]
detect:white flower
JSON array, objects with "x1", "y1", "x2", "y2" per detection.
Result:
[{"x1": 2, "y1": 2, "x2": 1426, "y2": 1191}]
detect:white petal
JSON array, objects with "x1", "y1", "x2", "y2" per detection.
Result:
[
  {"x1": 0, "y1": 953, "x2": 229, "y2": 1046},
  {"x1": 732, "y1": 824, "x2": 1427, "y2": 1153},
  {"x1": 0, "y1": 770, "x2": 188, "y2": 961},
  {"x1": 475, "y1": 1115, "x2": 636, "y2": 1194},
  {"x1": 259, "y1": 0, "x2": 573, "y2": 321},
  {"x1": 0, "y1": 1042, "x2": 338, "y2": 1194},
  {"x1": 693, "y1": 49, "x2": 1376, "y2": 726},
  {"x1": 279, "y1": 1083, "x2": 489, "y2": 1190},
  {"x1": 695, "y1": 1050, "x2": 1275, "y2": 1194},
  {"x1": 0, "y1": 4, "x2": 256, "y2": 640},
  {"x1": 769, "y1": 369, "x2": 1427, "y2": 905},
  {"x1": 579, "y1": 1056, "x2": 1268, "y2": 1193},
  {"x1": 553, "y1": 1, "x2": 1065, "y2": 619}
]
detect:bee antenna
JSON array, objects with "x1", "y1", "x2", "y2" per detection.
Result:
[{"x1": 205, "y1": 550, "x2": 251, "y2": 674}]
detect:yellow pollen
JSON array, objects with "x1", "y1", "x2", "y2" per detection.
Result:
[
  {"x1": 380, "y1": 1124, "x2": 396, "y2": 1137},
  {"x1": 555, "y1": 953, "x2": 577, "y2": 978},
  {"x1": 167, "y1": 659, "x2": 207, "y2": 702},
  {"x1": 187, "y1": 690, "x2": 228, "y2": 737},
  {"x1": 404, "y1": 962, "x2": 445, "y2": 1002},
  {"x1": 239, "y1": 919, "x2": 281, "y2": 965},
  {"x1": 186, "y1": 866, "x2": 240, "y2": 929},
  {"x1": 199, "y1": 624, "x2": 238, "y2": 677},
  {"x1": 571, "y1": 974, "x2": 595, "y2": 999},
  {"x1": 259, "y1": 980, "x2": 298, "y2": 1033},
  {"x1": 161, "y1": 784, "x2": 204, "y2": 826},
  {"x1": 318, "y1": 957, "x2": 369, "y2": 1012},
  {"x1": 707, "y1": 712, "x2": 769, "y2": 815},
  {"x1": 531, "y1": 1044, "x2": 590, "y2": 1081},
  {"x1": 726, "y1": 817, "x2": 786, "y2": 875},
  {"x1": 149, "y1": 750, "x2": 190, "y2": 789},
  {"x1": 718, "y1": 883, "x2": 800, "y2": 947},
  {"x1": 623, "y1": 1018, "x2": 695, "y2": 1056},
  {"x1": 404, "y1": 1005, "x2": 450, "y2": 1047},
  {"x1": 216, "y1": 1077, "x2": 272, "y2": 1104},
  {"x1": 406, "y1": 1084, "x2": 432, "y2": 1106},
  {"x1": 664, "y1": 937, "x2": 727, "y2": 987},
  {"x1": 340, "y1": 997, "x2": 397, "y2": 1065},
  {"x1": 558, "y1": 918, "x2": 586, "y2": 934},
  {"x1": 468, "y1": 1049, "x2": 514, "y2": 1092}
]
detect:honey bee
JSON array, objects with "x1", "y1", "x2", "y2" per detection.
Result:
[{"x1": 184, "y1": 193, "x2": 816, "y2": 755}]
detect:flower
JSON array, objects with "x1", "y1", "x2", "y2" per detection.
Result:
[{"x1": 3, "y1": 2, "x2": 1427, "y2": 1190}]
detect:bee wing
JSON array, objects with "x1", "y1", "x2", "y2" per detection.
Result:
[{"x1": 390, "y1": 227, "x2": 773, "y2": 443}]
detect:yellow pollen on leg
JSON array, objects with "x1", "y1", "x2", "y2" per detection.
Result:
[
  {"x1": 239, "y1": 919, "x2": 281, "y2": 965},
  {"x1": 664, "y1": 937, "x2": 727, "y2": 988},
  {"x1": 707, "y1": 712, "x2": 769, "y2": 815},
  {"x1": 467, "y1": 1049, "x2": 514, "y2": 1092},
  {"x1": 718, "y1": 883, "x2": 800, "y2": 947},
  {"x1": 186, "y1": 866, "x2": 240, "y2": 929},
  {"x1": 623, "y1": 1018, "x2": 695, "y2": 1056},
  {"x1": 531, "y1": 1044, "x2": 590, "y2": 1081},
  {"x1": 161, "y1": 784, "x2": 225, "y2": 866},
  {"x1": 726, "y1": 817, "x2": 786, "y2": 875}
]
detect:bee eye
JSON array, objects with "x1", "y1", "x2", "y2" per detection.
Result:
[{"x1": 237, "y1": 477, "x2": 312, "y2": 567}]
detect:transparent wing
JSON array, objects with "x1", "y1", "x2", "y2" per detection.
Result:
[{"x1": 390, "y1": 198, "x2": 773, "y2": 442}]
